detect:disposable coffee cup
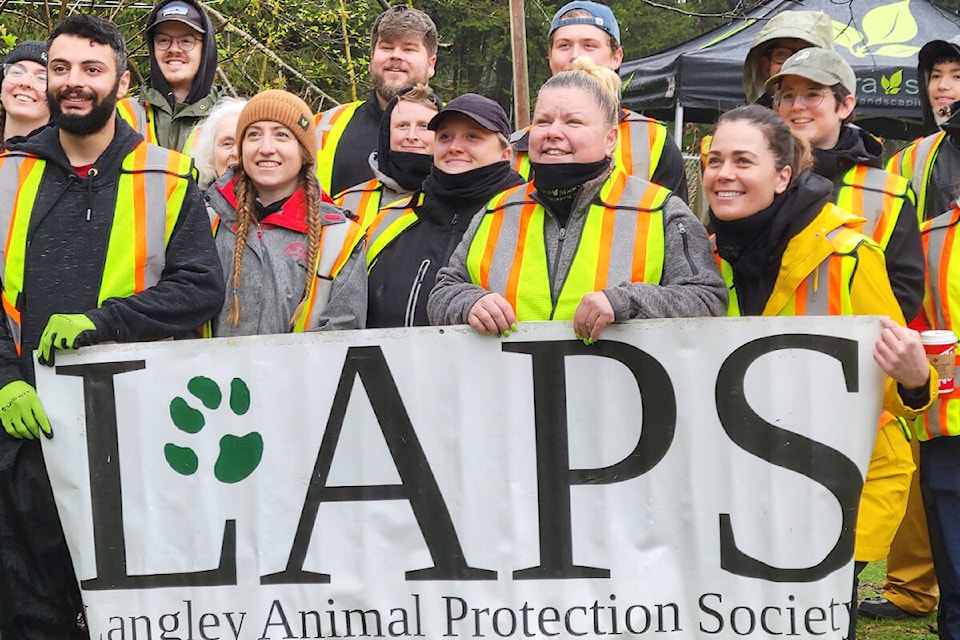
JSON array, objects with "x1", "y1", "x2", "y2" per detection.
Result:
[{"x1": 922, "y1": 330, "x2": 958, "y2": 394}]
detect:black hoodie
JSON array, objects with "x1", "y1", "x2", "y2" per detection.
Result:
[
  {"x1": 813, "y1": 124, "x2": 924, "y2": 321},
  {"x1": 0, "y1": 117, "x2": 224, "y2": 386},
  {"x1": 129, "y1": 0, "x2": 224, "y2": 151}
]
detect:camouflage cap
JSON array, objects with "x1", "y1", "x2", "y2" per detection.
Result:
[{"x1": 765, "y1": 48, "x2": 857, "y2": 94}]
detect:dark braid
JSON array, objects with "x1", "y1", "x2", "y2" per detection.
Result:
[
  {"x1": 227, "y1": 167, "x2": 255, "y2": 326},
  {"x1": 290, "y1": 166, "x2": 324, "y2": 327}
]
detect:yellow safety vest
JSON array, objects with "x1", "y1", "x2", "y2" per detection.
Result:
[
  {"x1": 717, "y1": 221, "x2": 867, "y2": 318},
  {"x1": 364, "y1": 193, "x2": 420, "y2": 270},
  {"x1": 314, "y1": 101, "x2": 363, "y2": 196},
  {"x1": 0, "y1": 142, "x2": 193, "y2": 353},
  {"x1": 466, "y1": 169, "x2": 669, "y2": 321},
  {"x1": 887, "y1": 132, "x2": 946, "y2": 220},
  {"x1": 117, "y1": 99, "x2": 201, "y2": 155},
  {"x1": 919, "y1": 205, "x2": 960, "y2": 438},
  {"x1": 834, "y1": 164, "x2": 916, "y2": 249}
]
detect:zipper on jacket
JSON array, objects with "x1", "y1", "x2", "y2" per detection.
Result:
[
  {"x1": 548, "y1": 225, "x2": 567, "y2": 320},
  {"x1": 84, "y1": 168, "x2": 98, "y2": 221},
  {"x1": 676, "y1": 221, "x2": 698, "y2": 275},
  {"x1": 404, "y1": 259, "x2": 431, "y2": 327}
]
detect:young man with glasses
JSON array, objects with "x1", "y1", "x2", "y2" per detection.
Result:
[
  {"x1": 741, "y1": 9, "x2": 834, "y2": 107},
  {"x1": 118, "y1": 0, "x2": 223, "y2": 152},
  {"x1": 0, "y1": 40, "x2": 49, "y2": 148}
]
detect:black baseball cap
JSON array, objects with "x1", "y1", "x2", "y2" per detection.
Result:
[
  {"x1": 428, "y1": 93, "x2": 512, "y2": 138},
  {"x1": 148, "y1": 2, "x2": 206, "y2": 34}
]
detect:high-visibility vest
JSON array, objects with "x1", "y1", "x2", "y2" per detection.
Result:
[
  {"x1": 335, "y1": 178, "x2": 389, "y2": 232},
  {"x1": 289, "y1": 215, "x2": 360, "y2": 333},
  {"x1": 512, "y1": 109, "x2": 666, "y2": 182},
  {"x1": 718, "y1": 221, "x2": 867, "y2": 318},
  {"x1": 117, "y1": 99, "x2": 201, "y2": 155},
  {"x1": 887, "y1": 132, "x2": 946, "y2": 220},
  {"x1": 364, "y1": 193, "x2": 420, "y2": 270},
  {"x1": 919, "y1": 205, "x2": 960, "y2": 438},
  {"x1": 314, "y1": 101, "x2": 364, "y2": 195},
  {"x1": 465, "y1": 169, "x2": 669, "y2": 321},
  {"x1": 0, "y1": 142, "x2": 193, "y2": 353},
  {"x1": 834, "y1": 164, "x2": 916, "y2": 249}
]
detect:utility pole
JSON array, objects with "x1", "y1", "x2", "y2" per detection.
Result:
[{"x1": 509, "y1": 0, "x2": 530, "y2": 128}]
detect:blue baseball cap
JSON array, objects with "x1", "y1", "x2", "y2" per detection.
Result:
[{"x1": 549, "y1": 1, "x2": 620, "y2": 45}]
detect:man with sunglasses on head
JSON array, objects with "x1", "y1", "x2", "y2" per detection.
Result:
[
  {"x1": 118, "y1": 0, "x2": 223, "y2": 152},
  {"x1": 742, "y1": 9, "x2": 835, "y2": 107}
]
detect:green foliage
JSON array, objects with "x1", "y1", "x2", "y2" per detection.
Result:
[{"x1": 0, "y1": 0, "x2": 822, "y2": 117}]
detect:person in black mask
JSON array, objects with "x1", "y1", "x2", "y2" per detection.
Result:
[
  {"x1": 365, "y1": 93, "x2": 523, "y2": 328},
  {"x1": 335, "y1": 84, "x2": 441, "y2": 226},
  {"x1": 428, "y1": 58, "x2": 726, "y2": 340}
]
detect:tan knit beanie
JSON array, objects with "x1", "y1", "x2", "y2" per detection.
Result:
[{"x1": 235, "y1": 90, "x2": 318, "y2": 161}]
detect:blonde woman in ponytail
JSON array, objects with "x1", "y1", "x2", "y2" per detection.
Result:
[
  {"x1": 428, "y1": 57, "x2": 727, "y2": 339},
  {"x1": 207, "y1": 90, "x2": 367, "y2": 336}
]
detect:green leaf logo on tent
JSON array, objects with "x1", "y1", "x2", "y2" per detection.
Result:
[
  {"x1": 882, "y1": 69, "x2": 904, "y2": 94},
  {"x1": 832, "y1": 0, "x2": 920, "y2": 58}
]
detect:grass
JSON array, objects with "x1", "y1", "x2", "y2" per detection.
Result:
[{"x1": 857, "y1": 561, "x2": 939, "y2": 639}]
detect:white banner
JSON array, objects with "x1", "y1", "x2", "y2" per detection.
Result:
[{"x1": 37, "y1": 317, "x2": 885, "y2": 640}]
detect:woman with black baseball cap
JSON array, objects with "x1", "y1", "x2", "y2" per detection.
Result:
[
  {"x1": 1, "y1": 40, "x2": 49, "y2": 149},
  {"x1": 364, "y1": 93, "x2": 524, "y2": 328}
]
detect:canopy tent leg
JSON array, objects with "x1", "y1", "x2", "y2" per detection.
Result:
[{"x1": 674, "y1": 103, "x2": 684, "y2": 149}]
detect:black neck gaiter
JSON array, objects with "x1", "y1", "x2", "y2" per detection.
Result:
[{"x1": 530, "y1": 158, "x2": 609, "y2": 227}]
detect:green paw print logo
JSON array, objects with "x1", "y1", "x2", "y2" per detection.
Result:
[{"x1": 165, "y1": 376, "x2": 263, "y2": 483}]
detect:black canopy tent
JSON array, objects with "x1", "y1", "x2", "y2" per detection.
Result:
[{"x1": 620, "y1": 0, "x2": 960, "y2": 140}]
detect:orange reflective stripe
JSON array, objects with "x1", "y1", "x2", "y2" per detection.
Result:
[
  {"x1": 631, "y1": 175, "x2": 659, "y2": 283},
  {"x1": 595, "y1": 171, "x2": 629, "y2": 289},
  {"x1": 4, "y1": 157, "x2": 38, "y2": 281},
  {"x1": 828, "y1": 254, "x2": 843, "y2": 316},
  {"x1": 504, "y1": 202, "x2": 536, "y2": 311},
  {"x1": 479, "y1": 210, "x2": 504, "y2": 290},
  {"x1": 132, "y1": 143, "x2": 148, "y2": 292},
  {"x1": 321, "y1": 106, "x2": 351, "y2": 150},
  {"x1": 794, "y1": 279, "x2": 807, "y2": 315},
  {"x1": 618, "y1": 118, "x2": 633, "y2": 172}
]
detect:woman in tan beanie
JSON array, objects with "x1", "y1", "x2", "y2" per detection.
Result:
[{"x1": 206, "y1": 89, "x2": 367, "y2": 335}]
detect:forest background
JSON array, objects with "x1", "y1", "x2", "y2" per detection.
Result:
[{"x1": 9, "y1": 0, "x2": 960, "y2": 119}]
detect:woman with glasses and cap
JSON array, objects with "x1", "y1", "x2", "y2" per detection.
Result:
[
  {"x1": 1, "y1": 40, "x2": 49, "y2": 150},
  {"x1": 365, "y1": 92, "x2": 524, "y2": 328},
  {"x1": 428, "y1": 58, "x2": 726, "y2": 339}
]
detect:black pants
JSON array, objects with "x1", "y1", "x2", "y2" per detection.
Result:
[
  {"x1": 921, "y1": 436, "x2": 960, "y2": 640},
  {"x1": 0, "y1": 436, "x2": 87, "y2": 639}
]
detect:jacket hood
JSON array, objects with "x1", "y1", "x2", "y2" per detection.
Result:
[
  {"x1": 742, "y1": 10, "x2": 835, "y2": 103},
  {"x1": 8, "y1": 115, "x2": 144, "y2": 175},
  {"x1": 813, "y1": 124, "x2": 883, "y2": 182},
  {"x1": 918, "y1": 36, "x2": 960, "y2": 135},
  {"x1": 146, "y1": 0, "x2": 218, "y2": 108}
]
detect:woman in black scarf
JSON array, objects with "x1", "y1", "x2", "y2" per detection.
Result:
[{"x1": 365, "y1": 93, "x2": 524, "y2": 328}]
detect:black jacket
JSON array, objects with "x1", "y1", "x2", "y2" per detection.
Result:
[
  {"x1": 814, "y1": 125, "x2": 925, "y2": 321},
  {"x1": 367, "y1": 163, "x2": 524, "y2": 328},
  {"x1": 0, "y1": 117, "x2": 224, "y2": 385},
  {"x1": 329, "y1": 91, "x2": 384, "y2": 197}
]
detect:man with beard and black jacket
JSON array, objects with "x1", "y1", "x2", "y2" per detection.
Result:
[
  {"x1": 118, "y1": 0, "x2": 223, "y2": 152},
  {"x1": 768, "y1": 48, "x2": 925, "y2": 638},
  {"x1": 0, "y1": 15, "x2": 223, "y2": 638},
  {"x1": 365, "y1": 94, "x2": 524, "y2": 328},
  {"x1": 315, "y1": 5, "x2": 438, "y2": 196}
]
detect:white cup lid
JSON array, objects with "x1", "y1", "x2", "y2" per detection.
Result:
[{"x1": 921, "y1": 329, "x2": 958, "y2": 345}]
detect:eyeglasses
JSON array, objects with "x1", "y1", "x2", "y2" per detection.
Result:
[
  {"x1": 2, "y1": 63, "x2": 47, "y2": 89},
  {"x1": 775, "y1": 87, "x2": 831, "y2": 108},
  {"x1": 767, "y1": 46, "x2": 803, "y2": 65},
  {"x1": 154, "y1": 34, "x2": 199, "y2": 51}
]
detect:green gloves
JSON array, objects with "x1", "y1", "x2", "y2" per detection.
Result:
[
  {"x1": 0, "y1": 380, "x2": 51, "y2": 439},
  {"x1": 38, "y1": 313, "x2": 96, "y2": 366}
]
